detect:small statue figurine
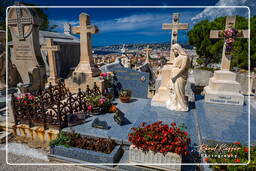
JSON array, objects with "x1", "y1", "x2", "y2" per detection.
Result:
[{"x1": 166, "y1": 44, "x2": 189, "y2": 112}]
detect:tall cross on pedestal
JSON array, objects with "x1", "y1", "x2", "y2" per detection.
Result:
[
  {"x1": 210, "y1": 16, "x2": 248, "y2": 70},
  {"x1": 41, "y1": 38, "x2": 60, "y2": 85},
  {"x1": 162, "y1": 13, "x2": 189, "y2": 63},
  {"x1": 143, "y1": 45, "x2": 152, "y2": 63},
  {"x1": 8, "y1": 3, "x2": 33, "y2": 40},
  {"x1": 72, "y1": 13, "x2": 98, "y2": 65}
]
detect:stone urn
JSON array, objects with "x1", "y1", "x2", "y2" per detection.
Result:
[{"x1": 129, "y1": 145, "x2": 182, "y2": 171}]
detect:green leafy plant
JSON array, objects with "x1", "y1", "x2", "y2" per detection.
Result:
[
  {"x1": 128, "y1": 121, "x2": 191, "y2": 155},
  {"x1": 188, "y1": 16, "x2": 256, "y2": 70},
  {"x1": 87, "y1": 95, "x2": 112, "y2": 112},
  {"x1": 119, "y1": 89, "x2": 132, "y2": 98},
  {"x1": 50, "y1": 132, "x2": 116, "y2": 154},
  {"x1": 206, "y1": 143, "x2": 256, "y2": 171}
]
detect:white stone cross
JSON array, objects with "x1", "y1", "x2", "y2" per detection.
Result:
[
  {"x1": 143, "y1": 45, "x2": 152, "y2": 63},
  {"x1": 41, "y1": 38, "x2": 60, "y2": 85},
  {"x1": 72, "y1": 13, "x2": 98, "y2": 65},
  {"x1": 8, "y1": 6, "x2": 33, "y2": 40},
  {"x1": 210, "y1": 16, "x2": 248, "y2": 70},
  {"x1": 162, "y1": 13, "x2": 189, "y2": 63}
]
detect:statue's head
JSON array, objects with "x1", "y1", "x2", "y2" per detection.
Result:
[{"x1": 171, "y1": 43, "x2": 186, "y2": 57}]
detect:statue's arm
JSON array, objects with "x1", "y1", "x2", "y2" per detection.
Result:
[{"x1": 171, "y1": 55, "x2": 189, "y2": 81}]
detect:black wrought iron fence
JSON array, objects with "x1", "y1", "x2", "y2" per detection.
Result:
[{"x1": 12, "y1": 81, "x2": 101, "y2": 130}]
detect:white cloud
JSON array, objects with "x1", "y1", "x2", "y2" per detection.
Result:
[
  {"x1": 191, "y1": 0, "x2": 255, "y2": 22},
  {"x1": 95, "y1": 13, "x2": 170, "y2": 33},
  {"x1": 49, "y1": 11, "x2": 198, "y2": 34}
]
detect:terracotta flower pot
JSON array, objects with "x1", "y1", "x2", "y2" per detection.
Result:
[{"x1": 119, "y1": 96, "x2": 131, "y2": 103}]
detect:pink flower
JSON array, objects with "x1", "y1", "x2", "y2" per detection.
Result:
[
  {"x1": 99, "y1": 98, "x2": 106, "y2": 105},
  {"x1": 226, "y1": 38, "x2": 234, "y2": 44},
  {"x1": 103, "y1": 73, "x2": 107, "y2": 77},
  {"x1": 28, "y1": 95, "x2": 35, "y2": 100},
  {"x1": 87, "y1": 105, "x2": 93, "y2": 111},
  {"x1": 16, "y1": 97, "x2": 21, "y2": 101}
]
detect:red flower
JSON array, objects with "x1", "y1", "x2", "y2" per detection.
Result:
[
  {"x1": 234, "y1": 142, "x2": 241, "y2": 145},
  {"x1": 171, "y1": 122, "x2": 176, "y2": 127},
  {"x1": 128, "y1": 121, "x2": 190, "y2": 155},
  {"x1": 141, "y1": 122, "x2": 146, "y2": 127},
  {"x1": 87, "y1": 105, "x2": 93, "y2": 111},
  {"x1": 204, "y1": 157, "x2": 209, "y2": 162},
  {"x1": 234, "y1": 158, "x2": 241, "y2": 163},
  {"x1": 244, "y1": 147, "x2": 248, "y2": 153}
]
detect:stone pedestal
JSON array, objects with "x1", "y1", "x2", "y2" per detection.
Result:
[
  {"x1": 204, "y1": 70, "x2": 244, "y2": 105},
  {"x1": 65, "y1": 67, "x2": 104, "y2": 93},
  {"x1": 151, "y1": 65, "x2": 173, "y2": 106}
]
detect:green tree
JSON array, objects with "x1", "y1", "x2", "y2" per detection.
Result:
[
  {"x1": 188, "y1": 16, "x2": 255, "y2": 71},
  {"x1": 0, "y1": 1, "x2": 56, "y2": 31}
]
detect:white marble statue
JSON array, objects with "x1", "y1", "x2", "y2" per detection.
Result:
[{"x1": 166, "y1": 44, "x2": 189, "y2": 111}]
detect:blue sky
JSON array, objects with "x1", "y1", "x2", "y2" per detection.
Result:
[{"x1": 17, "y1": 0, "x2": 255, "y2": 46}]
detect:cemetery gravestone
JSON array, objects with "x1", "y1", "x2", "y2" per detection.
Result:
[
  {"x1": 152, "y1": 13, "x2": 189, "y2": 106},
  {"x1": 111, "y1": 66, "x2": 149, "y2": 99},
  {"x1": 41, "y1": 38, "x2": 60, "y2": 85},
  {"x1": 65, "y1": 13, "x2": 103, "y2": 92},
  {"x1": 8, "y1": 3, "x2": 46, "y2": 92},
  {"x1": 204, "y1": 16, "x2": 248, "y2": 105}
]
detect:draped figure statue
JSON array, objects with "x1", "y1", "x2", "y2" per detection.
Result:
[{"x1": 166, "y1": 44, "x2": 189, "y2": 111}]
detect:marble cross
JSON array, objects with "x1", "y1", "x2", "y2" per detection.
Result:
[
  {"x1": 210, "y1": 16, "x2": 248, "y2": 70},
  {"x1": 41, "y1": 38, "x2": 60, "y2": 85},
  {"x1": 72, "y1": 13, "x2": 98, "y2": 65},
  {"x1": 162, "y1": 13, "x2": 189, "y2": 63},
  {"x1": 8, "y1": 6, "x2": 33, "y2": 40},
  {"x1": 143, "y1": 45, "x2": 152, "y2": 63}
]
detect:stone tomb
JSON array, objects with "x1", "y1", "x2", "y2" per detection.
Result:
[
  {"x1": 8, "y1": 4, "x2": 46, "y2": 92},
  {"x1": 152, "y1": 13, "x2": 189, "y2": 105},
  {"x1": 111, "y1": 66, "x2": 149, "y2": 99},
  {"x1": 65, "y1": 13, "x2": 103, "y2": 93},
  {"x1": 204, "y1": 16, "x2": 248, "y2": 105}
]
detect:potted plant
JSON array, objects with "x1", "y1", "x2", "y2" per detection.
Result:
[
  {"x1": 128, "y1": 121, "x2": 191, "y2": 170},
  {"x1": 100, "y1": 72, "x2": 115, "y2": 101},
  {"x1": 119, "y1": 89, "x2": 132, "y2": 103},
  {"x1": 87, "y1": 95, "x2": 112, "y2": 115},
  {"x1": 50, "y1": 132, "x2": 123, "y2": 164}
]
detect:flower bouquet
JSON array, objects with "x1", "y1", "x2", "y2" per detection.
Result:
[
  {"x1": 128, "y1": 121, "x2": 190, "y2": 170},
  {"x1": 87, "y1": 95, "x2": 112, "y2": 115},
  {"x1": 100, "y1": 72, "x2": 115, "y2": 100}
]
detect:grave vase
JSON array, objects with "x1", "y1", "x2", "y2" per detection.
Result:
[
  {"x1": 129, "y1": 145, "x2": 181, "y2": 171},
  {"x1": 105, "y1": 87, "x2": 114, "y2": 101}
]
